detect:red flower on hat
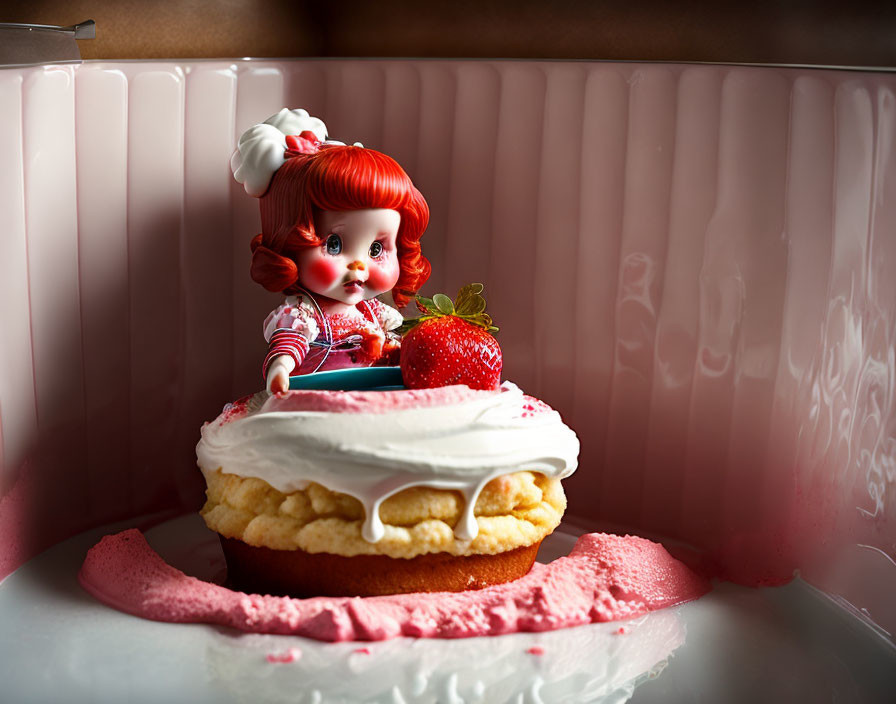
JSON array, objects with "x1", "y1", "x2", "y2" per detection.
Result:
[{"x1": 284, "y1": 130, "x2": 321, "y2": 158}]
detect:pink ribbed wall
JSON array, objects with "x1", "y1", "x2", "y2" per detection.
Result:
[{"x1": 0, "y1": 61, "x2": 894, "y2": 625}]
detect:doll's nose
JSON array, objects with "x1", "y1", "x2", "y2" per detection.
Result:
[{"x1": 347, "y1": 260, "x2": 366, "y2": 271}]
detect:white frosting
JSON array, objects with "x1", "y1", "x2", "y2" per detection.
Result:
[{"x1": 196, "y1": 383, "x2": 579, "y2": 543}]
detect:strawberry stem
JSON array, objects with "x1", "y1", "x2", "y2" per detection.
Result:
[{"x1": 398, "y1": 283, "x2": 499, "y2": 335}]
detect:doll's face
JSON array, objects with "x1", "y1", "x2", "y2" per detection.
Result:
[{"x1": 296, "y1": 208, "x2": 401, "y2": 306}]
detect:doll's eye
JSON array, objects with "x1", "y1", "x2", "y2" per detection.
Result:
[
  {"x1": 369, "y1": 241, "x2": 384, "y2": 258},
  {"x1": 325, "y1": 234, "x2": 342, "y2": 255}
]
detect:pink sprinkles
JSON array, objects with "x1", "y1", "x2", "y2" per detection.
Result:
[{"x1": 266, "y1": 647, "x2": 302, "y2": 664}]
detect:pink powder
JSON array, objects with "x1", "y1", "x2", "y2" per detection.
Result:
[
  {"x1": 526, "y1": 646, "x2": 545, "y2": 655},
  {"x1": 78, "y1": 530, "x2": 709, "y2": 642}
]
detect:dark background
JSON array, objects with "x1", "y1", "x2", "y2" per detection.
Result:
[{"x1": 2, "y1": 0, "x2": 896, "y2": 66}]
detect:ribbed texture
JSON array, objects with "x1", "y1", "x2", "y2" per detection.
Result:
[{"x1": 0, "y1": 60, "x2": 894, "y2": 586}]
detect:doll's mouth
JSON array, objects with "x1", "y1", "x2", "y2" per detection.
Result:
[{"x1": 343, "y1": 280, "x2": 365, "y2": 292}]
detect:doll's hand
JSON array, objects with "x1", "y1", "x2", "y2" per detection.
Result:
[
  {"x1": 361, "y1": 330, "x2": 385, "y2": 360},
  {"x1": 378, "y1": 332, "x2": 401, "y2": 366},
  {"x1": 360, "y1": 329, "x2": 385, "y2": 360},
  {"x1": 265, "y1": 355, "x2": 296, "y2": 393}
]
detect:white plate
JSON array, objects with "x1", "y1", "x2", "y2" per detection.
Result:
[{"x1": 1, "y1": 515, "x2": 894, "y2": 703}]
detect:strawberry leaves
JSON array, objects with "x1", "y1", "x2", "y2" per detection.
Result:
[
  {"x1": 453, "y1": 283, "x2": 494, "y2": 330},
  {"x1": 454, "y1": 283, "x2": 484, "y2": 314},
  {"x1": 432, "y1": 293, "x2": 455, "y2": 315},
  {"x1": 415, "y1": 296, "x2": 439, "y2": 316},
  {"x1": 398, "y1": 283, "x2": 499, "y2": 335}
]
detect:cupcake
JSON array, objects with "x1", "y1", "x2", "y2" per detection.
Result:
[{"x1": 197, "y1": 376, "x2": 579, "y2": 597}]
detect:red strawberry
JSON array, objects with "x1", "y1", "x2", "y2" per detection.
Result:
[{"x1": 399, "y1": 284, "x2": 502, "y2": 390}]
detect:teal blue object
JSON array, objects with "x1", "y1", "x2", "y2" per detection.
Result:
[{"x1": 287, "y1": 366, "x2": 405, "y2": 391}]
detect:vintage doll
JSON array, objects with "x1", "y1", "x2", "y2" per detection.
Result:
[{"x1": 231, "y1": 109, "x2": 430, "y2": 392}]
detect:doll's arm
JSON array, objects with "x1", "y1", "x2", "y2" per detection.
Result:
[
  {"x1": 262, "y1": 298, "x2": 319, "y2": 392},
  {"x1": 263, "y1": 329, "x2": 307, "y2": 392}
]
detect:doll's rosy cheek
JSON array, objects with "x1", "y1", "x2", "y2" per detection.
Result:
[
  {"x1": 307, "y1": 258, "x2": 342, "y2": 288},
  {"x1": 367, "y1": 258, "x2": 399, "y2": 292}
]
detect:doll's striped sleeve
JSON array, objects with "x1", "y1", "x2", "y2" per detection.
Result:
[
  {"x1": 262, "y1": 329, "x2": 309, "y2": 378},
  {"x1": 261, "y1": 297, "x2": 319, "y2": 380}
]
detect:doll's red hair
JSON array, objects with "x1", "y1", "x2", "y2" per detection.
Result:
[{"x1": 250, "y1": 145, "x2": 430, "y2": 307}]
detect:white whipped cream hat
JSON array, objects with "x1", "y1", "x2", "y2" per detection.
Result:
[{"x1": 231, "y1": 108, "x2": 361, "y2": 197}]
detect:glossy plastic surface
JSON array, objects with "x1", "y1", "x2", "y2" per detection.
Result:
[{"x1": 0, "y1": 59, "x2": 894, "y2": 638}]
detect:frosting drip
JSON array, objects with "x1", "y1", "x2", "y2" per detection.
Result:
[{"x1": 196, "y1": 382, "x2": 579, "y2": 543}]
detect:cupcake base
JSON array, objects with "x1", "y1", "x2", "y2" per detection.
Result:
[{"x1": 220, "y1": 536, "x2": 542, "y2": 598}]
